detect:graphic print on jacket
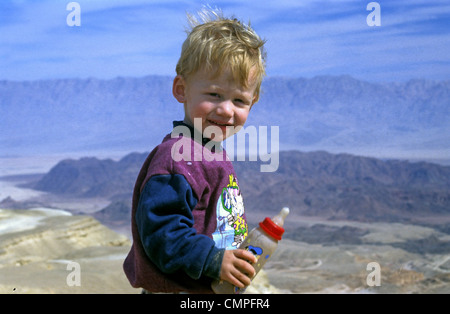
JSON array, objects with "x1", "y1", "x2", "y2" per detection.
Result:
[{"x1": 212, "y1": 174, "x2": 248, "y2": 249}]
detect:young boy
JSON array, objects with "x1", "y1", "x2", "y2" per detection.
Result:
[{"x1": 123, "y1": 9, "x2": 266, "y2": 294}]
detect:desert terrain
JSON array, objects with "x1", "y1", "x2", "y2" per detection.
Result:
[
  {"x1": 1, "y1": 173, "x2": 449, "y2": 294},
  {"x1": 268, "y1": 222, "x2": 450, "y2": 293},
  {"x1": 0, "y1": 176, "x2": 282, "y2": 294},
  {"x1": 0, "y1": 206, "x2": 281, "y2": 294}
]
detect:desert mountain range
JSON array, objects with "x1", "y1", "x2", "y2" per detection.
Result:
[
  {"x1": 20, "y1": 150, "x2": 449, "y2": 228},
  {"x1": 1, "y1": 149, "x2": 449, "y2": 293},
  {"x1": 2, "y1": 160, "x2": 450, "y2": 294}
]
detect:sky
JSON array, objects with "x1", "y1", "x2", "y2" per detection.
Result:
[{"x1": 0, "y1": 0, "x2": 449, "y2": 82}]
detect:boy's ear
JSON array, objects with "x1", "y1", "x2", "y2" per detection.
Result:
[{"x1": 172, "y1": 75, "x2": 186, "y2": 103}]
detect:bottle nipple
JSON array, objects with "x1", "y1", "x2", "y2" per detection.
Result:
[
  {"x1": 272, "y1": 207, "x2": 290, "y2": 228},
  {"x1": 259, "y1": 207, "x2": 290, "y2": 241}
]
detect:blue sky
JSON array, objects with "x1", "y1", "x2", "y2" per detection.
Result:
[{"x1": 1, "y1": 0, "x2": 449, "y2": 82}]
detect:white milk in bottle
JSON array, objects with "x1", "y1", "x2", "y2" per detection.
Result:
[{"x1": 211, "y1": 207, "x2": 290, "y2": 294}]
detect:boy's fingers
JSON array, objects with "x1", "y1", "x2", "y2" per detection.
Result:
[
  {"x1": 234, "y1": 254, "x2": 256, "y2": 279},
  {"x1": 231, "y1": 268, "x2": 252, "y2": 287},
  {"x1": 221, "y1": 249, "x2": 257, "y2": 287},
  {"x1": 227, "y1": 274, "x2": 244, "y2": 288},
  {"x1": 235, "y1": 249, "x2": 258, "y2": 264}
]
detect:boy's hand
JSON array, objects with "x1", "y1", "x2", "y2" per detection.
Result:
[{"x1": 220, "y1": 249, "x2": 257, "y2": 288}]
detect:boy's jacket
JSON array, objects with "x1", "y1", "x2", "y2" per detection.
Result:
[{"x1": 123, "y1": 121, "x2": 248, "y2": 293}]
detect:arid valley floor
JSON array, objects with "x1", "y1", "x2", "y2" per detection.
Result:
[{"x1": 1, "y1": 176, "x2": 449, "y2": 294}]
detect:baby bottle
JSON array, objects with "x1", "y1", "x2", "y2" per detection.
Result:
[{"x1": 211, "y1": 207, "x2": 290, "y2": 294}]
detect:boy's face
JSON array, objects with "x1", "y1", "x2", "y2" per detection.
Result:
[{"x1": 173, "y1": 66, "x2": 258, "y2": 142}]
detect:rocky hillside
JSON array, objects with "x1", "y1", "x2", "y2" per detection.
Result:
[
  {"x1": 26, "y1": 150, "x2": 450, "y2": 227},
  {"x1": 31, "y1": 152, "x2": 147, "y2": 199},
  {"x1": 0, "y1": 208, "x2": 279, "y2": 294},
  {"x1": 233, "y1": 150, "x2": 450, "y2": 224},
  {"x1": 0, "y1": 208, "x2": 138, "y2": 294}
]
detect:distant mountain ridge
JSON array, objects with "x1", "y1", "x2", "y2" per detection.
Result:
[
  {"x1": 233, "y1": 150, "x2": 450, "y2": 223},
  {"x1": 32, "y1": 152, "x2": 147, "y2": 199},
  {"x1": 29, "y1": 150, "x2": 450, "y2": 225},
  {"x1": 1, "y1": 75, "x2": 449, "y2": 161}
]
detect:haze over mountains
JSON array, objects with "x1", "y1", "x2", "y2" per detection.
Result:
[{"x1": 1, "y1": 75, "x2": 449, "y2": 164}]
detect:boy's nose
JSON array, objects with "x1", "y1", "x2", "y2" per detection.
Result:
[{"x1": 216, "y1": 100, "x2": 234, "y2": 118}]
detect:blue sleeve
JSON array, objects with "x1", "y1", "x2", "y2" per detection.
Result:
[{"x1": 135, "y1": 174, "x2": 224, "y2": 280}]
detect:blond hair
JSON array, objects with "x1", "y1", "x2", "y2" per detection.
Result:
[{"x1": 176, "y1": 8, "x2": 267, "y2": 101}]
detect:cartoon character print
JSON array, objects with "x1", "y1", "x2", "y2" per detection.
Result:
[{"x1": 212, "y1": 174, "x2": 248, "y2": 249}]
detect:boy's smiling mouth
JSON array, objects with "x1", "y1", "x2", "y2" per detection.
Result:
[{"x1": 207, "y1": 119, "x2": 233, "y2": 127}]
